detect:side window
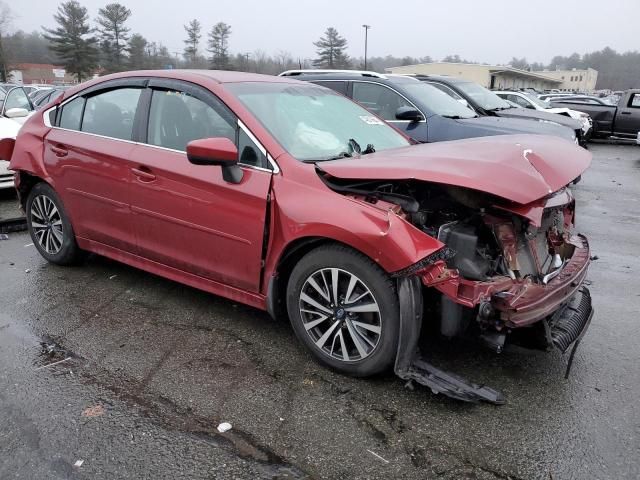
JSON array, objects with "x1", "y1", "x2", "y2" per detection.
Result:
[
  {"x1": 352, "y1": 82, "x2": 412, "y2": 121},
  {"x1": 81, "y1": 88, "x2": 142, "y2": 141},
  {"x1": 59, "y1": 97, "x2": 85, "y2": 130},
  {"x1": 314, "y1": 81, "x2": 348, "y2": 96},
  {"x1": 238, "y1": 126, "x2": 268, "y2": 169},
  {"x1": 147, "y1": 89, "x2": 235, "y2": 151},
  {"x1": 5, "y1": 88, "x2": 32, "y2": 111},
  {"x1": 512, "y1": 95, "x2": 531, "y2": 108},
  {"x1": 428, "y1": 82, "x2": 459, "y2": 99},
  {"x1": 629, "y1": 94, "x2": 640, "y2": 108}
]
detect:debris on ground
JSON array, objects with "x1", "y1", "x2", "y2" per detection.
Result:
[
  {"x1": 82, "y1": 405, "x2": 106, "y2": 417},
  {"x1": 217, "y1": 422, "x2": 232, "y2": 433},
  {"x1": 74, "y1": 460, "x2": 84, "y2": 467},
  {"x1": 0, "y1": 233, "x2": 8, "y2": 240},
  {"x1": 366, "y1": 449, "x2": 390, "y2": 464},
  {"x1": 109, "y1": 275, "x2": 118, "y2": 280},
  {"x1": 35, "y1": 357, "x2": 71, "y2": 370}
]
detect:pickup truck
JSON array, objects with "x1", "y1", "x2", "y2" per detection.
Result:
[{"x1": 550, "y1": 90, "x2": 640, "y2": 141}]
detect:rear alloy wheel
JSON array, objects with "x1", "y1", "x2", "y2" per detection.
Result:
[
  {"x1": 287, "y1": 245, "x2": 399, "y2": 376},
  {"x1": 26, "y1": 182, "x2": 83, "y2": 265}
]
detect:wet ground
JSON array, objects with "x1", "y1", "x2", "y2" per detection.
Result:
[{"x1": 1, "y1": 144, "x2": 639, "y2": 479}]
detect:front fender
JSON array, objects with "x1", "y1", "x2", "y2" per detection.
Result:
[{"x1": 264, "y1": 174, "x2": 444, "y2": 282}]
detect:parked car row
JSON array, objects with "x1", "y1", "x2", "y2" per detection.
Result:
[
  {"x1": 493, "y1": 90, "x2": 593, "y2": 139},
  {"x1": 1, "y1": 69, "x2": 595, "y2": 404},
  {"x1": 281, "y1": 70, "x2": 584, "y2": 146},
  {"x1": 0, "y1": 86, "x2": 35, "y2": 189},
  {"x1": 548, "y1": 91, "x2": 640, "y2": 140}
]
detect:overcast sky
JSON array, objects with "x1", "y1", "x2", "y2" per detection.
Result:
[{"x1": 8, "y1": 0, "x2": 640, "y2": 64}]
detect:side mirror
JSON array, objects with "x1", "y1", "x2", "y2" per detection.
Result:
[
  {"x1": 5, "y1": 108, "x2": 29, "y2": 119},
  {"x1": 395, "y1": 106, "x2": 424, "y2": 122},
  {"x1": 186, "y1": 137, "x2": 243, "y2": 184}
]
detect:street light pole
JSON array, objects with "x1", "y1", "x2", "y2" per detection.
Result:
[{"x1": 362, "y1": 24, "x2": 371, "y2": 70}]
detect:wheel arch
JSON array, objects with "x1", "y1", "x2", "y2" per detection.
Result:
[
  {"x1": 15, "y1": 171, "x2": 48, "y2": 210},
  {"x1": 266, "y1": 236, "x2": 383, "y2": 321}
]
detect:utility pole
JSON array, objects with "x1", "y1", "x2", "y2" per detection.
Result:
[{"x1": 362, "y1": 24, "x2": 371, "y2": 70}]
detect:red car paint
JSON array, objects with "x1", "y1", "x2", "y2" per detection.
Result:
[
  {"x1": 8, "y1": 70, "x2": 591, "y2": 327},
  {"x1": 318, "y1": 134, "x2": 591, "y2": 205}
]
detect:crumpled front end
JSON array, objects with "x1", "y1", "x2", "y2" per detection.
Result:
[{"x1": 415, "y1": 187, "x2": 593, "y2": 353}]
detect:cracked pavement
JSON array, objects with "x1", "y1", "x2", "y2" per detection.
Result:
[{"x1": 1, "y1": 144, "x2": 639, "y2": 479}]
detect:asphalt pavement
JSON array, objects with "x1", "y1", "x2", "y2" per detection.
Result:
[{"x1": 1, "y1": 144, "x2": 639, "y2": 479}]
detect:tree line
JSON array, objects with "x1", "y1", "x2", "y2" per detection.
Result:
[{"x1": 0, "y1": 0, "x2": 638, "y2": 89}]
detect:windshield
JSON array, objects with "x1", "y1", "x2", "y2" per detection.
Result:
[
  {"x1": 400, "y1": 82, "x2": 477, "y2": 118},
  {"x1": 227, "y1": 82, "x2": 410, "y2": 161},
  {"x1": 457, "y1": 82, "x2": 511, "y2": 111},
  {"x1": 524, "y1": 93, "x2": 551, "y2": 109}
]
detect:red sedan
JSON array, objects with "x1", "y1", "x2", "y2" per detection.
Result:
[{"x1": 4, "y1": 71, "x2": 593, "y2": 403}]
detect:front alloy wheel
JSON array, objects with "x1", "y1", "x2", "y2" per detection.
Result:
[
  {"x1": 287, "y1": 245, "x2": 400, "y2": 377},
  {"x1": 299, "y1": 268, "x2": 382, "y2": 362}
]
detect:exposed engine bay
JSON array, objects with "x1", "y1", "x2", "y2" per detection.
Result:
[{"x1": 320, "y1": 173, "x2": 590, "y2": 354}]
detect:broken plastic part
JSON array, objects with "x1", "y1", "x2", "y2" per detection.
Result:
[
  {"x1": 395, "y1": 276, "x2": 506, "y2": 405},
  {"x1": 0, "y1": 217, "x2": 27, "y2": 234}
]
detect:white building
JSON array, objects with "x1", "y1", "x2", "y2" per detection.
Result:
[{"x1": 386, "y1": 62, "x2": 563, "y2": 91}]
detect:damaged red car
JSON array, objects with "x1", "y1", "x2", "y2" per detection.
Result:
[{"x1": 4, "y1": 71, "x2": 594, "y2": 404}]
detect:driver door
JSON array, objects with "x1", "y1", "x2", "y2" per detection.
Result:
[
  {"x1": 128, "y1": 80, "x2": 273, "y2": 293},
  {"x1": 615, "y1": 92, "x2": 640, "y2": 136},
  {"x1": 351, "y1": 81, "x2": 427, "y2": 141}
]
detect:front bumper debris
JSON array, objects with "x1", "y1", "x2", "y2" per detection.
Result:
[
  {"x1": 394, "y1": 277, "x2": 505, "y2": 405},
  {"x1": 421, "y1": 234, "x2": 591, "y2": 328}
]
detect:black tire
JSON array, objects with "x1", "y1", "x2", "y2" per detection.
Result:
[
  {"x1": 26, "y1": 182, "x2": 83, "y2": 265},
  {"x1": 286, "y1": 244, "x2": 399, "y2": 377}
]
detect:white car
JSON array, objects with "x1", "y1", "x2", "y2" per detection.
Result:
[
  {"x1": 0, "y1": 87, "x2": 35, "y2": 189},
  {"x1": 495, "y1": 91, "x2": 593, "y2": 138}
]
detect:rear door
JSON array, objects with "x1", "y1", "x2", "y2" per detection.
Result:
[
  {"x1": 43, "y1": 80, "x2": 145, "y2": 251},
  {"x1": 614, "y1": 92, "x2": 640, "y2": 136},
  {"x1": 128, "y1": 79, "x2": 273, "y2": 292}
]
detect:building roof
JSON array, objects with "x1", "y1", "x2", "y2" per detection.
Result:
[
  {"x1": 387, "y1": 62, "x2": 562, "y2": 84},
  {"x1": 13, "y1": 63, "x2": 65, "y2": 70}
]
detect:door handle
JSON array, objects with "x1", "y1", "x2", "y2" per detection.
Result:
[
  {"x1": 49, "y1": 145, "x2": 68, "y2": 157},
  {"x1": 131, "y1": 166, "x2": 156, "y2": 182},
  {"x1": 620, "y1": 111, "x2": 631, "y2": 115}
]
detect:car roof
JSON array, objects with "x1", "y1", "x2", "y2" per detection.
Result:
[
  {"x1": 280, "y1": 72, "x2": 421, "y2": 87},
  {"x1": 414, "y1": 75, "x2": 469, "y2": 85},
  {"x1": 59, "y1": 69, "x2": 306, "y2": 102}
]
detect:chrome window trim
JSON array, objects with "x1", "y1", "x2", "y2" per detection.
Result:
[
  {"x1": 46, "y1": 113, "x2": 280, "y2": 174},
  {"x1": 350, "y1": 80, "x2": 427, "y2": 123}
]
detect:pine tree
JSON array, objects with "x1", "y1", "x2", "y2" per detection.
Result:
[
  {"x1": 313, "y1": 28, "x2": 350, "y2": 69},
  {"x1": 43, "y1": 0, "x2": 98, "y2": 81},
  {"x1": 207, "y1": 22, "x2": 232, "y2": 70},
  {"x1": 128, "y1": 33, "x2": 147, "y2": 70},
  {"x1": 183, "y1": 19, "x2": 201, "y2": 65},
  {"x1": 96, "y1": 2, "x2": 131, "y2": 72}
]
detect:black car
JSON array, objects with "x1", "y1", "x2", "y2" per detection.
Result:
[
  {"x1": 414, "y1": 75, "x2": 585, "y2": 145},
  {"x1": 279, "y1": 70, "x2": 577, "y2": 144}
]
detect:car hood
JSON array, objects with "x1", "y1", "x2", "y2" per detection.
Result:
[
  {"x1": 317, "y1": 134, "x2": 591, "y2": 205},
  {"x1": 492, "y1": 107, "x2": 582, "y2": 130}
]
